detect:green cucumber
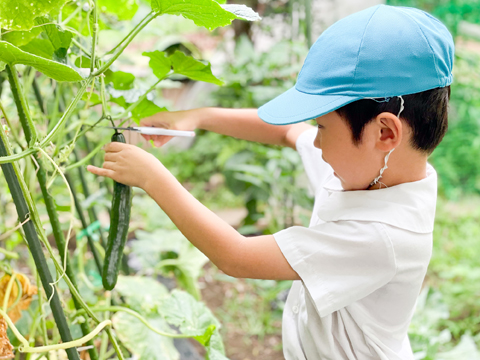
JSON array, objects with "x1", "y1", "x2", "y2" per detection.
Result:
[{"x1": 102, "y1": 132, "x2": 132, "y2": 290}]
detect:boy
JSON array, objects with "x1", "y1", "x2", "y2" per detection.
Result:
[{"x1": 87, "y1": 4, "x2": 454, "y2": 359}]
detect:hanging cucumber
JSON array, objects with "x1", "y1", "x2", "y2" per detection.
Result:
[{"x1": 102, "y1": 132, "x2": 133, "y2": 290}]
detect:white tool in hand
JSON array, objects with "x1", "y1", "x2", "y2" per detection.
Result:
[{"x1": 106, "y1": 127, "x2": 195, "y2": 137}]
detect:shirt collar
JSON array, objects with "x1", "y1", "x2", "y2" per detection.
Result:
[{"x1": 316, "y1": 164, "x2": 437, "y2": 233}]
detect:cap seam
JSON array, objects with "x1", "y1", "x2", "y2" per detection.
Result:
[
  {"x1": 396, "y1": 7, "x2": 441, "y2": 87},
  {"x1": 260, "y1": 95, "x2": 360, "y2": 119},
  {"x1": 352, "y1": 5, "x2": 382, "y2": 90}
]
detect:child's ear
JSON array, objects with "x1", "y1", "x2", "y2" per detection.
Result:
[{"x1": 375, "y1": 112, "x2": 403, "y2": 151}]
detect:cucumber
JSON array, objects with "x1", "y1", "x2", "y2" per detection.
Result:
[{"x1": 102, "y1": 132, "x2": 133, "y2": 290}]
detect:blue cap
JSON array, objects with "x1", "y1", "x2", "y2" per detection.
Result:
[{"x1": 257, "y1": 4, "x2": 455, "y2": 125}]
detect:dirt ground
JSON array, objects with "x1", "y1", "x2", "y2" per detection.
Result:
[{"x1": 196, "y1": 263, "x2": 285, "y2": 360}]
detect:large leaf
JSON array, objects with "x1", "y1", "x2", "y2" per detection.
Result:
[
  {"x1": 35, "y1": 17, "x2": 73, "y2": 60},
  {"x1": 151, "y1": 0, "x2": 260, "y2": 31},
  {"x1": 131, "y1": 229, "x2": 208, "y2": 299},
  {"x1": 158, "y1": 290, "x2": 218, "y2": 340},
  {"x1": 131, "y1": 98, "x2": 166, "y2": 122},
  {"x1": 20, "y1": 39, "x2": 55, "y2": 60},
  {"x1": 1, "y1": 28, "x2": 42, "y2": 47},
  {"x1": 142, "y1": 51, "x2": 172, "y2": 79},
  {"x1": 130, "y1": 229, "x2": 186, "y2": 269},
  {"x1": 105, "y1": 70, "x2": 136, "y2": 90},
  {"x1": 112, "y1": 312, "x2": 180, "y2": 360},
  {"x1": 0, "y1": 41, "x2": 84, "y2": 82},
  {"x1": 0, "y1": 0, "x2": 69, "y2": 31},
  {"x1": 170, "y1": 51, "x2": 223, "y2": 85},
  {"x1": 99, "y1": 0, "x2": 139, "y2": 20},
  {"x1": 115, "y1": 275, "x2": 169, "y2": 314},
  {"x1": 143, "y1": 50, "x2": 223, "y2": 85},
  {"x1": 220, "y1": 4, "x2": 262, "y2": 22}
]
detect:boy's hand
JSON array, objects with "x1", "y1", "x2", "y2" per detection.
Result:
[
  {"x1": 141, "y1": 109, "x2": 199, "y2": 148},
  {"x1": 86, "y1": 142, "x2": 163, "y2": 190}
]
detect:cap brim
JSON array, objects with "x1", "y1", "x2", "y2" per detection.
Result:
[{"x1": 257, "y1": 86, "x2": 362, "y2": 125}]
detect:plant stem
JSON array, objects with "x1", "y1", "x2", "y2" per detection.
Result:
[
  {"x1": 71, "y1": 38, "x2": 92, "y2": 58},
  {"x1": 74, "y1": 306, "x2": 195, "y2": 339},
  {"x1": 74, "y1": 148, "x2": 107, "y2": 247},
  {"x1": 92, "y1": 11, "x2": 158, "y2": 76},
  {"x1": 41, "y1": 79, "x2": 89, "y2": 147},
  {"x1": 5, "y1": 65, "x2": 38, "y2": 146},
  {"x1": 0, "y1": 100, "x2": 24, "y2": 150},
  {"x1": 0, "y1": 247, "x2": 19, "y2": 259},
  {"x1": 90, "y1": 0, "x2": 98, "y2": 74},
  {"x1": 8, "y1": 66, "x2": 100, "y2": 360},
  {"x1": 32, "y1": 77, "x2": 46, "y2": 115},
  {"x1": 112, "y1": 75, "x2": 168, "y2": 121},
  {"x1": 65, "y1": 139, "x2": 108, "y2": 171},
  {"x1": 64, "y1": 173, "x2": 104, "y2": 274},
  {"x1": 0, "y1": 79, "x2": 90, "y2": 165},
  {"x1": 0, "y1": 130, "x2": 80, "y2": 360}
]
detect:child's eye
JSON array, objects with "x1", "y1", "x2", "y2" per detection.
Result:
[{"x1": 317, "y1": 124, "x2": 324, "y2": 129}]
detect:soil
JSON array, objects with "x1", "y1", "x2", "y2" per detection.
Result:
[{"x1": 196, "y1": 263, "x2": 285, "y2": 360}]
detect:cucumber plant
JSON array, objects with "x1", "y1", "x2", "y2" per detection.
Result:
[{"x1": 0, "y1": 1, "x2": 260, "y2": 359}]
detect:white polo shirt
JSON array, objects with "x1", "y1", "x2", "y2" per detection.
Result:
[{"x1": 274, "y1": 128, "x2": 436, "y2": 360}]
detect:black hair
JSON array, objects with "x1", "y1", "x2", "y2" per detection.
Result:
[{"x1": 335, "y1": 86, "x2": 451, "y2": 155}]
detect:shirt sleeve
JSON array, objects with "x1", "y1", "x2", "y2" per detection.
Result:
[
  {"x1": 295, "y1": 128, "x2": 334, "y2": 195},
  {"x1": 273, "y1": 221, "x2": 397, "y2": 317}
]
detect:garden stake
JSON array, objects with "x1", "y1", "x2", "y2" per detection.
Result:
[
  {"x1": 65, "y1": 173, "x2": 104, "y2": 275},
  {"x1": 10, "y1": 69, "x2": 101, "y2": 360},
  {"x1": 0, "y1": 135, "x2": 81, "y2": 360}
]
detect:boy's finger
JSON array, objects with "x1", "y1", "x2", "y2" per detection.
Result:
[
  {"x1": 86, "y1": 165, "x2": 115, "y2": 179},
  {"x1": 104, "y1": 142, "x2": 125, "y2": 152},
  {"x1": 104, "y1": 152, "x2": 118, "y2": 162}
]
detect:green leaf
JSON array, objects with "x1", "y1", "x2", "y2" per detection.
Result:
[
  {"x1": 35, "y1": 17, "x2": 73, "y2": 60},
  {"x1": 220, "y1": 4, "x2": 262, "y2": 22},
  {"x1": 131, "y1": 229, "x2": 208, "y2": 299},
  {"x1": 104, "y1": 70, "x2": 135, "y2": 90},
  {"x1": 130, "y1": 229, "x2": 185, "y2": 269},
  {"x1": 0, "y1": 0, "x2": 69, "y2": 31},
  {"x1": 112, "y1": 312, "x2": 180, "y2": 360},
  {"x1": 82, "y1": 91, "x2": 102, "y2": 106},
  {"x1": 0, "y1": 41, "x2": 84, "y2": 82},
  {"x1": 20, "y1": 39, "x2": 55, "y2": 60},
  {"x1": 158, "y1": 290, "x2": 219, "y2": 343},
  {"x1": 99, "y1": 0, "x2": 139, "y2": 20},
  {"x1": 142, "y1": 51, "x2": 171, "y2": 79},
  {"x1": 169, "y1": 51, "x2": 223, "y2": 85},
  {"x1": 1, "y1": 28, "x2": 42, "y2": 47},
  {"x1": 151, "y1": 0, "x2": 237, "y2": 31},
  {"x1": 115, "y1": 275, "x2": 169, "y2": 314},
  {"x1": 131, "y1": 98, "x2": 166, "y2": 122},
  {"x1": 74, "y1": 56, "x2": 91, "y2": 69}
]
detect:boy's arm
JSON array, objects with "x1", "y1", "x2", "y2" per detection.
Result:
[
  {"x1": 88, "y1": 132, "x2": 305, "y2": 281},
  {"x1": 196, "y1": 107, "x2": 315, "y2": 149},
  {"x1": 140, "y1": 162, "x2": 301, "y2": 281}
]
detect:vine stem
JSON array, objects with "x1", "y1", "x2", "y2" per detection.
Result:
[
  {"x1": 0, "y1": 126, "x2": 81, "y2": 360},
  {"x1": 5, "y1": 65, "x2": 38, "y2": 146},
  {"x1": 2, "y1": 273, "x2": 17, "y2": 312},
  {"x1": 112, "y1": 73, "x2": 170, "y2": 121},
  {"x1": 0, "y1": 307, "x2": 112, "y2": 353},
  {"x1": 0, "y1": 247, "x2": 19, "y2": 259},
  {"x1": 90, "y1": 0, "x2": 98, "y2": 74},
  {"x1": 29, "y1": 77, "x2": 100, "y2": 360},
  {"x1": 0, "y1": 79, "x2": 90, "y2": 165},
  {"x1": 74, "y1": 306, "x2": 197, "y2": 339},
  {"x1": 0, "y1": 128, "x2": 124, "y2": 360},
  {"x1": 65, "y1": 139, "x2": 108, "y2": 171},
  {"x1": 0, "y1": 100, "x2": 24, "y2": 150},
  {"x1": 92, "y1": 11, "x2": 158, "y2": 76}
]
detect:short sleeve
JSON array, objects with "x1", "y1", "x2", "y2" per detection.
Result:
[
  {"x1": 273, "y1": 221, "x2": 397, "y2": 317},
  {"x1": 295, "y1": 128, "x2": 334, "y2": 195}
]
